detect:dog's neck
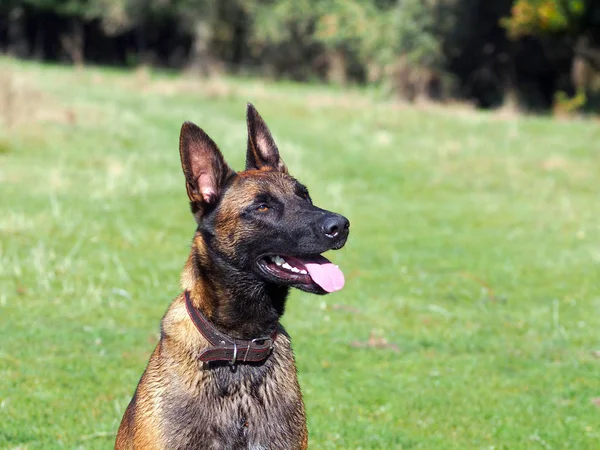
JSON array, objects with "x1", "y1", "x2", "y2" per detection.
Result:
[{"x1": 181, "y1": 235, "x2": 289, "y2": 340}]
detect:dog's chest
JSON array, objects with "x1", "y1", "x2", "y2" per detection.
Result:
[{"x1": 161, "y1": 356, "x2": 305, "y2": 449}]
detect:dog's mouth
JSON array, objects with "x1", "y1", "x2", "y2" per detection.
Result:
[{"x1": 257, "y1": 254, "x2": 345, "y2": 293}]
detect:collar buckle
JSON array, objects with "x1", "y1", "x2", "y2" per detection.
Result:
[{"x1": 184, "y1": 291, "x2": 278, "y2": 365}]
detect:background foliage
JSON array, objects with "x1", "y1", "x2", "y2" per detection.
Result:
[{"x1": 1, "y1": 0, "x2": 600, "y2": 111}]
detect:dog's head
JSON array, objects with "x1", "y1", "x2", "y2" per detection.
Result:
[{"x1": 179, "y1": 104, "x2": 349, "y2": 295}]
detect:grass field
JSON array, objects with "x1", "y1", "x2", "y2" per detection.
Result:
[{"x1": 1, "y1": 57, "x2": 599, "y2": 449}]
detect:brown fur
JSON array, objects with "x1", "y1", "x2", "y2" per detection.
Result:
[
  {"x1": 116, "y1": 293, "x2": 307, "y2": 449},
  {"x1": 116, "y1": 104, "x2": 349, "y2": 449}
]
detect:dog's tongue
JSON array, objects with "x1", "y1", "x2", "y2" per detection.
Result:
[{"x1": 303, "y1": 255, "x2": 345, "y2": 293}]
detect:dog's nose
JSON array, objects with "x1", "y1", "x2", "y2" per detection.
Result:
[{"x1": 321, "y1": 214, "x2": 350, "y2": 239}]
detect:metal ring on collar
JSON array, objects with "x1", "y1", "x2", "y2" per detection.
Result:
[{"x1": 229, "y1": 340, "x2": 238, "y2": 366}]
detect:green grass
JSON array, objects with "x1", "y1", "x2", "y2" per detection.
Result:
[{"x1": 1, "y1": 57, "x2": 599, "y2": 449}]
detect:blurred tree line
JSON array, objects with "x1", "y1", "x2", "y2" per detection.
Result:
[{"x1": 1, "y1": 0, "x2": 599, "y2": 111}]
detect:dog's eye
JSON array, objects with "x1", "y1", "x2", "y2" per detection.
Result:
[{"x1": 256, "y1": 204, "x2": 269, "y2": 212}]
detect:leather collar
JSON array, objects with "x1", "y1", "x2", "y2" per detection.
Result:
[{"x1": 184, "y1": 290, "x2": 277, "y2": 365}]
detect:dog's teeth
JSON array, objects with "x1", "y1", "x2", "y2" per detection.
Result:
[
  {"x1": 282, "y1": 263, "x2": 292, "y2": 270},
  {"x1": 300, "y1": 269, "x2": 307, "y2": 274},
  {"x1": 290, "y1": 267, "x2": 300, "y2": 273},
  {"x1": 273, "y1": 256, "x2": 284, "y2": 266}
]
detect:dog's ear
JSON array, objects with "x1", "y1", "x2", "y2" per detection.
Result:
[
  {"x1": 246, "y1": 103, "x2": 287, "y2": 173},
  {"x1": 179, "y1": 121, "x2": 233, "y2": 212}
]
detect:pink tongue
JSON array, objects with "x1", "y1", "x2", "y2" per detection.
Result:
[{"x1": 304, "y1": 256, "x2": 345, "y2": 293}]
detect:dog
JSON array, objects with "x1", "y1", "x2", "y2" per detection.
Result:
[{"x1": 115, "y1": 103, "x2": 350, "y2": 449}]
